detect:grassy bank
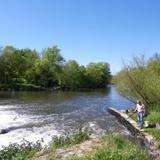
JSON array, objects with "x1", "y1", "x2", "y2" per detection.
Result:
[
  {"x1": 0, "y1": 140, "x2": 42, "y2": 160},
  {"x1": 0, "y1": 128, "x2": 149, "y2": 160},
  {"x1": 67, "y1": 134, "x2": 149, "y2": 160},
  {"x1": 113, "y1": 54, "x2": 160, "y2": 152},
  {"x1": 126, "y1": 106, "x2": 160, "y2": 150},
  {"x1": 0, "y1": 128, "x2": 90, "y2": 160},
  {"x1": 35, "y1": 133, "x2": 149, "y2": 160},
  {"x1": 144, "y1": 109, "x2": 160, "y2": 149}
]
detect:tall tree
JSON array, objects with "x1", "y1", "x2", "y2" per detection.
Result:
[
  {"x1": 61, "y1": 60, "x2": 81, "y2": 89},
  {"x1": 42, "y1": 46, "x2": 64, "y2": 87},
  {"x1": 114, "y1": 54, "x2": 160, "y2": 110},
  {"x1": 86, "y1": 62, "x2": 111, "y2": 88}
]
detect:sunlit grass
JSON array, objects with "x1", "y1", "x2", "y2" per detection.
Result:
[
  {"x1": 67, "y1": 134, "x2": 149, "y2": 160},
  {"x1": 33, "y1": 128, "x2": 90, "y2": 160},
  {"x1": 0, "y1": 128, "x2": 90, "y2": 160},
  {"x1": 0, "y1": 140, "x2": 42, "y2": 160},
  {"x1": 144, "y1": 128, "x2": 160, "y2": 149},
  {"x1": 145, "y1": 112, "x2": 160, "y2": 123},
  {"x1": 49, "y1": 128, "x2": 90, "y2": 149}
]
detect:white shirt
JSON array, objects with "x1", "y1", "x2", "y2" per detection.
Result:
[{"x1": 136, "y1": 103, "x2": 145, "y2": 112}]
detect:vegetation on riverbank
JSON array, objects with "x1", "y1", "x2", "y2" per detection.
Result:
[
  {"x1": 0, "y1": 140, "x2": 42, "y2": 160},
  {"x1": 67, "y1": 134, "x2": 149, "y2": 160},
  {"x1": 38, "y1": 128, "x2": 90, "y2": 160},
  {"x1": 144, "y1": 128, "x2": 160, "y2": 149},
  {"x1": 113, "y1": 54, "x2": 160, "y2": 110},
  {"x1": 144, "y1": 111, "x2": 160, "y2": 149},
  {"x1": 113, "y1": 54, "x2": 160, "y2": 150},
  {"x1": 0, "y1": 128, "x2": 149, "y2": 160},
  {"x1": 34, "y1": 133, "x2": 149, "y2": 160},
  {"x1": 0, "y1": 45, "x2": 111, "y2": 91},
  {"x1": 0, "y1": 128, "x2": 90, "y2": 160},
  {"x1": 49, "y1": 128, "x2": 90, "y2": 149}
]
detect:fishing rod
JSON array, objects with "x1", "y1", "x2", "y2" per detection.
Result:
[{"x1": 128, "y1": 111, "x2": 136, "y2": 118}]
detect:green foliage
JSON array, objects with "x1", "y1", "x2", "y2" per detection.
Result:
[
  {"x1": 41, "y1": 46, "x2": 64, "y2": 87},
  {"x1": 145, "y1": 112, "x2": 160, "y2": 123},
  {"x1": 49, "y1": 128, "x2": 90, "y2": 149},
  {"x1": 0, "y1": 140, "x2": 42, "y2": 160},
  {"x1": 144, "y1": 128, "x2": 160, "y2": 149},
  {"x1": 114, "y1": 54, "x2": 160, "y2": 151},
  {"x1": 60, "y1": 61, "x2": 111, "y2": 89},
  {"x1": 61, "y1": 60, "x2": 81, "y2": 89},
  {"x1": 149, "y1": 104, "x2": 160, "y2": 112},
  {"x1": 68, "y1": 134, "x2": 148, "y2": 160},
  {"x1": 0, "y1": 45, "x2": 111, "y2": 90},
  {"x1": 86, "y1": 62, "x2": 111, "y2": 88},
  {"x1": 114, "y1": 54, "x2": 160, "y2": 111},
  {"x1": 0, "y1": 46, "x2": 40, "y2": 88},
  {"x1": 34, "y1": 128, "x2": 90, "y2": 160}
]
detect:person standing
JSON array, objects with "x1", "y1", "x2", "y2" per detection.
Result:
[{"x1": 135, "y1": 100, "x2": 145, "y2": 129}]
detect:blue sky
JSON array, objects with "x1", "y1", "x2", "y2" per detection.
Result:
[{"x1": 0, "y1": 0, "x2": 160, "y2": 74}]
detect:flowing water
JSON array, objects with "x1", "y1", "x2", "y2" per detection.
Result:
[{"x1": 0, "y1": 85, "x2": 134, "y2": 148}]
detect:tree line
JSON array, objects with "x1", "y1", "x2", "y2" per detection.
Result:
[
  {"x1": 113, "y1": 54, "x2": 160, "y2": 111},
  {"x1": 0, "y1": 45, "x2": 111, "y2": 90}
]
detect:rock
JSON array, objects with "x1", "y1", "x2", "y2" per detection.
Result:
[
  {"x1": 148, "y1": 150, "x2": 160, "y2": 159},
  {"x1": 0, "y1": 128, "x2": 10, "y2": 134},
  {"x1": 156, "y1": 123, "x2": 160, "y2": 129}
]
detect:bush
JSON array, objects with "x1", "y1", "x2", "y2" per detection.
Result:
[
  {"x1": 114, "y1": 54, "x2": 160, "y2": 111},
  {"x1": 0, "y1": 140, "x2": 42, "y2": 160},
  {"x1": 49, "y1": 128, "x2": 90, "y2": 149},
  {"x1": 146, "y1": 112, "x2": 160, "y2": 123}
]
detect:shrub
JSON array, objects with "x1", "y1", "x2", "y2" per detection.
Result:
[
  {"x1": 0, "y1": 140, "x2": 42, "y2": 160},
  {"x1": 49, "y1": 127, "x2": 90, "y2": 149},
  {"x1": 145, "y1": 112, "x2": 160, "y2": 123}
]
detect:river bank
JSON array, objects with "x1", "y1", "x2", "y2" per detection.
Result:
[
  {"x1": 108, "y1": 107, "x2": 160, "y2": 159},
  {"x1": 33, "y1": 133, "x2": 149, "y2": 160},
  {"x1": 0, "y1": 84, "x2": 59, "y2": 92},
  {"x1": 0, "y1": 126, "x2": 150, "y2": 160}
]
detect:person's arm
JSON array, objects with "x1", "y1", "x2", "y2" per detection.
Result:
[
  {"x1": 134, "y1": 104, "x2": 138, "y2": 112},
  {"x1": 142, "y1": 104, "x2": 145, "y2": 114}
]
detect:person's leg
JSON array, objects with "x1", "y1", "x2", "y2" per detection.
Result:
[
  {"x1": 139, "y1": 112, "x2": 143, "y2": 129},
  {"x1": 137, "y1": 112, "x2": 141, "y2": 127}
]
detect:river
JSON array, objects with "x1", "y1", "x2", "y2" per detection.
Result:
[{"x1": 0, "y1": 85, "x2": 134, "y2": 148}]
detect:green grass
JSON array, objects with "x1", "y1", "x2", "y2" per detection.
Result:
[
  {"x1": 144, "y1": 109, "x2": 160, "y2": 149},
  {"x1": 149, "y1": 104, "x2": 160, "y2": 112},
  {"x1": 144, "y1": 128, "x2": 160, "y2": 149},
  {"x1": 0, "y1": 128, "x2": 90, "y2": 160},
  {"x1": 34, "y1": 128, "x2": 90, "y2": 160},
  {"x1": 126, "y1": 108, "x2": 160, "y2": 151},
  {"x1": 49, "y1": 128, "x2": 90, "y2": 149},
  {"x1": 67, "y1": 134, "x2": 149, "y2": 160},
  {"x1": 128, "y1": 112, "x2": 137, "y2": 121},
  {"x1": 145, "y1": 111, "x2": 160, "y2": 123}
]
